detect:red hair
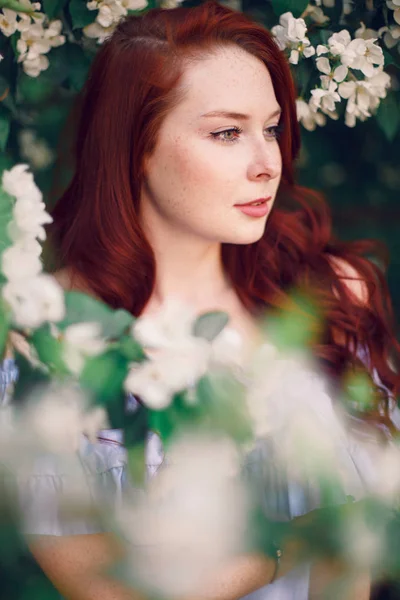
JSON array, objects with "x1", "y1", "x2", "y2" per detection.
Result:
[{"x1": 49, "y1": 1, "x2": 399, "y2": 425}]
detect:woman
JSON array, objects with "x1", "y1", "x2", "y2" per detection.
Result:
[{"x1": 7, "y1": 1, "x2": 400, "y2": 598}]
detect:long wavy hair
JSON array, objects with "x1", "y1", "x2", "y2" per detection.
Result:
[{"x1": 49, "y1": 0, "x2": 399, "y2": 428}]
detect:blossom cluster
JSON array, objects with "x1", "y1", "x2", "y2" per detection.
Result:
[
  {"x1": 0, "y1": 0, "x2": 65, "y2": 77},
  {"x1": 83, "y1": 0, "x2": 149, "y2": 44},
  {"x1": 1, "y1": 165, "x2": 65, "y2": 328},
  {"x1": 271, "y1": 12, "x2": 315, "y2": 65},
  {"x1": 124, "y1": 298, "x2": 245, "y2": 409},
  {"x1": 272, "y1": 13, "x2": 392, "y2": 130}
]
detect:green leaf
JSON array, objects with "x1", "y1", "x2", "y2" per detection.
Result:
[
  {"x1": 80, "y1": 349, "x2": 129, "y2": 405},
  {"x1": 263, "y1": 290, "x2": 322, "y2": 351},
  {"x1": 0, "y1": 111, "x2": 10, "y2": 152},
  {"x1": 12, "y1": 352, "x2": 50, "y2": 405},
  {"x1": 59, "y1": 291, "x2": 134, "y2": 340},
  {"x1": 118, "y1": 334, "x2": 146, "y2": 361},
  {"x1": 271, "y1": 0, "x2": 309, "y2": 19},
  {"x1": 68, "y1": 0, "x2": 95, "y2": 29},
  {"x1": 17, "y1": 73, "x2": 54, "y2": 104},
  {"x1": 376, "y1": 93, "x2": 400, "y2": 142},
  {"x1": 0, "y1": 298, "x2": 10, "y2": 358},
  {"x1": 102, "y1": 309, "x2": 134, "y2": 339},
  {"x1": 31, "y1": 324, "x2": 70, "y2": 375},
  {"x1": 67, "y1": 45, "x2": 93, "y2": 92},
  {"x1": 0, "y1": 0, "x2": 39, "y2": 13},
  {"x1": 41, "y1": 0, "x2": 68, "y2": 19},
  {"x1": 192, "y1": 310, "x2": 229, "y2": 342},
  {"x1": 58, "y1": 290, "x2": 114, "y2": 329}
]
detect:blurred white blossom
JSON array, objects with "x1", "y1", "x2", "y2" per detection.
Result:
[
  {"x1": 302, "y1": 4, "x2": 329, "y2": 24},
  {"x1": 124, "y1": 340, "x2": 210, "y2": 409},
  {"x1": 0, "y1": 383, "x2": 108, "y2": 458},
  {"x1": 132, "y1": 297, "x2": 197, "y2": 351},
  {"x1": 2, "y1": 238, "x2": 42, "y2": 282},
  {"x1": 387, "y1": 0, "x2": 400, "y2": 26},
  {"x1": 18, "y1": 129, "x2": 55, "y2": 171},
  {"x1": 1, "y1": 164, "x2": 65, "y2": 328},
  {"x1": 296, "y1": 98, "x2": 327, "y2": 130},
  {"x1": 2, "y1": 163, "x2": 39, "y2": 200},
  {"x1": 10, "y1": 194, "x2": 52, "y2": 243},
  {"x1": 125, "y1": 299, "x2": 244, "y2": 409},
  {"x1": 116, "y1": 432, "x2": 248, "y2": 597},
  {"x1": 58, "y1": 322, "x2": 107, "y2": 375},
  {"x1": 3, "y1": 275, "x2": 65, "y2": 328}
]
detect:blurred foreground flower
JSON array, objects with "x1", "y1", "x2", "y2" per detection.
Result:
[
  {"x1": 0, "y1": 382, "x2": 108, "y2": 460},
  {"x1": 1, "y1": 164, "x2": 65, "y2": 328},
  {"x1": 115, "y1": 432, "x2": 248, "y2": 597},
  {"x1": 125, "y1": 298, "x2": 244, "y2": 409}
]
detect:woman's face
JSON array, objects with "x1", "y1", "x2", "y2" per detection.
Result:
[{"x1": 140, "y1": 45, "x2": 283, "y2": 246}]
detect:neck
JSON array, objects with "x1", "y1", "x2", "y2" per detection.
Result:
[{"x1": 141, "y1": 226, "x2": 233, "y2": 315}]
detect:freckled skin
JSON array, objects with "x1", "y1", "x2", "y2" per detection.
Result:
[{"x1": 140, "y1": 46, "x2": 283, "y2": 246}]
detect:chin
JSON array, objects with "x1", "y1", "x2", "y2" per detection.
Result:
[{"x1": 222, "y1": 223, "x2": 267, "y2": 245}]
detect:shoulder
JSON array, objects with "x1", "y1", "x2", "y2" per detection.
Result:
[{"x1": 327, "y1": 255, "x2": 369, "y2": 307}]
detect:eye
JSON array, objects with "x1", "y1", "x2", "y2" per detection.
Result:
[
  {"x1": 265, "y1": 124, "x2": 283, "y2": 141},
  {"x1": 210, "y1": 126, "x2": 243, "y2": 143}
]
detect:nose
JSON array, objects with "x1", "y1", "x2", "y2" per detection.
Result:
[{"x1": 246, "y1": 140, "x2": 282, "y2": 182}]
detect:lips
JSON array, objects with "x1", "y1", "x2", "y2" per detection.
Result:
[{"x1": 235, "y1": 197, "x2": 271, "y2": 207}]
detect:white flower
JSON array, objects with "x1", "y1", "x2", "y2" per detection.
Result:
[
  {"x1": 124, "y1": 340, "x2": 210, "y2": 410},
  {"x1": 18, "y1": 384, "x2": 108, "y2": 454},
  {"x1": 62, "y1": 322, "x2": 107, "y2": 375},
  {"x1": 117, "y1": 432, "x2": 248, "y2": 597},
  {"x1": 387, "y1": 0, "x2": 400, "y2": 25},
  {"x1": 0, "y1": 8, "x2": 18, "y2": 36},
  {"x1": 310, "y1": 79, "x2": 341, "y2": 114},
  {"x1": 21, "y1": 53, "x2": 50, "y2": 77},
  {"x1": 316, "y1": 57, "x2": 348, "y2": 82},
  {"x1": 271, "y1": 12, "x2": 315, "y2": 63},
  {"x1": 43, "y1": 19, "x2": 66, "y2": 48},
  {"x1": 3, "y1": 274, "x2": 65, "y2": 328},
  {"x1": 328, "y1": 29, "x2": 352, "y2": 55},
  {"x1": 15, "y1": 18, "x2": 65, "y2": 77},
  {"x1": 11, "y1": 195, "x2": 52, "y2": 242},
  {"x1": 296, "y1": 98, "x2": 327, "y2": 131},
  {"x1": 380, "y1": 25, "x2": 400, "y2": 49},
  {"x1": 2, "y1": 163, "x2": 38, "y2": 200},
  {"x1": 133, "y1": 297, "x2": 197, "y2": 351},
  {"x1": 210, "y1": 327, "x2": 245, "y2": 368},
  {"x1": 317, "y1": 44, "x2": 329, "y2": 55},
  {"x1": 83, "y1": 21, "x2": 115, "y2": 43},
  {"x1": 17, "y1": 23, "x2": 52, "y2": 61},
  {"x1": 18, "y1": 129, "x2": 55, "y2": 171},
  {"x1": 355, "y1": 22, "x2": 380, "y2": 40},
  {"x1": 302, "y1": 5, "x2": 329, "y2": 25},
  {"x1": 338, "y1": 72, "x2": 391, "y2": 127},
  {"x1": 122, "y1": 0, "x2": 148, "y2": 9},
  {"x1": 345, "y1": 38, "x2": 384, "y2": 77},
  {"x1": 2, "y1": 238, "x2": 42, "y2": 282}
]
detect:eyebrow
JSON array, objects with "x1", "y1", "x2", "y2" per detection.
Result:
[{"x1": 200, "y1": 108, "x2": 282, "y2": 120}]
